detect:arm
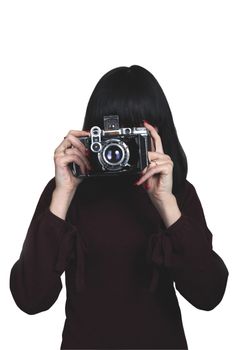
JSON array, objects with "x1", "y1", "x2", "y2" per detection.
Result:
[
  {"x1": 150, "y1": 192, "x2": 182, "y2": 229},
  {"x1": 149, "y1": 180, "x2": 229, "y2": 311},
  {"x1": 9, "y1": 178, "x2": 78, "y2": 315}
]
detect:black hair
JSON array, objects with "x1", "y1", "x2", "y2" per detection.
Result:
[{"x1": 82, "y1": 65, "x2": 188, "y2": 195}]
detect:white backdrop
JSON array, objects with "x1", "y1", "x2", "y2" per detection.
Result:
[{"x1": 1, "y1": 1, "x2": 232, "y2": 349}]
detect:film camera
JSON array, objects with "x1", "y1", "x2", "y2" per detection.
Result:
[{"x1": 68, "y1": 115, "x2": 151, "y2": 178}]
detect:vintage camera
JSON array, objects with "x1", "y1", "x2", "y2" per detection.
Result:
[{"x1": 68, "y1": 115, "x2": 151, "y2": 178}]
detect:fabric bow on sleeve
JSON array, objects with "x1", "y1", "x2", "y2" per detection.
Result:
[
  {"x1": 74, "y1": 233, "x2": 88, "y2": 292},
  {"x1": 146, "y1": 229, "x2": 172, "y2": 293},
  {"x1": 54, "y1": 228, "x2": 88, "y2": 293}
]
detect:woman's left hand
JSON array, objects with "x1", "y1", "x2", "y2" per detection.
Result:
[{"x1": 134, "y1": 120, "x2": 174, "y2": 203}]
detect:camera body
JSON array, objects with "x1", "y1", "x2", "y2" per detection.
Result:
[{"x1": 68, "y1": 115, "x2": 151, "y2": 178}]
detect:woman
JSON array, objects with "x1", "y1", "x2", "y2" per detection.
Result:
[{"x1": 10, "y1": 65, "x2": 229, "y2": 349}]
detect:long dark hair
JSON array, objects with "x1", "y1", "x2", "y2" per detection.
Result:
[{"x1": 82, "y1": 65, "x2": 188, "y2": 194}]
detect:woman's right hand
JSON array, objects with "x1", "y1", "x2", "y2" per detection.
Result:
[{"x1": 53, "y1": 129, "x2": 91, "y2": 194}]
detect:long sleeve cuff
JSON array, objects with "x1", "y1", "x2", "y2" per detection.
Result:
[
  {"x1": 41, "y1": 207, "x2": 88, "y2": 293},
  {"x1": 162, "y1": 213, "x2": 212, "y2": 269},
  {"x1": 146, "y1": 210, "x2": 228, "y2": 310},
  {"x1": 10, "y1": 205, "x2": 87, "y2": 314},
  {"x1": 21, "y1": 207, "x2": 78, "y2": 275}
]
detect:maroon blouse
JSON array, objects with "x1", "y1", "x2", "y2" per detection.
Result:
[{"x1": 10, "y1": 175, "x2": 229, "y2": 349}]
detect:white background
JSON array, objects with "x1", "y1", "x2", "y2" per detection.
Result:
[{"x1": 1, "y1": 1, "x2": 232, "y2": 349}]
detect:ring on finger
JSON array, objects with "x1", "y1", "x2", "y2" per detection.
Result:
[{"x1": 149, "y1": 159, "x2": 158, "y2": 165}]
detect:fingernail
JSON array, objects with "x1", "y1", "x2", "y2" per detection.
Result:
[
  {"x1": 133, "y1": 180, "x2": 139, "y2": 186},
  {"x1": 143, "y1": 119, "x2": 150, "y2": 125}
]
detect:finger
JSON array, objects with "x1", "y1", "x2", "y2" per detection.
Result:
[
  {"x1": 136, "y1": 162, "x2": 173, "y2": 185},
  {"x1": 150, "y1": 136, "x2": 156, "y2": 152},
  {"x1": 65, "y1": 147, "x2": 91, "y2": 170},
  {"x1": 141, "y1": 153, "x2": 169, "y2": 175},
  {"x1": 54, "y1": 138, "x2": 72, "y2": 154},
  {"x1": 55, "y1": 153, "x2": 87, "y2": 175},
  {"x1": 67, "y1": 130, "x2": 90, "y2": 145},
  {"x1": 148, "y1": 159, "x2": 172, "y2": 168},
  {"x1": 62, "y1": 130, "x2": 90, "y2": 146},
  {"x1": 68, "y1": 130, "x2": 90, "y2": 136},
  {"x1": 67, "y1": 134, "x2": 89, "y2": 153},
  {"x1": 64, "y1": 129, "x2": 90, "y2": 140},
  {"x1": 55, "y1": 133, "x2": 89, "y2": 155},
  {"x1": 144, "y1": 120, "x2": 164, "y2": 153},
  {"x1": 148, "y1": 151, "x2": 171, "y2": 162}
]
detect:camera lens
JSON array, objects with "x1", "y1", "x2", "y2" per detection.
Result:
[{"x1": 104, "y1": 145, "x2": 123, "y2": 164}]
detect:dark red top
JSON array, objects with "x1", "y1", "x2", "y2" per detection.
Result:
[{"x1": 10, "y1": 175, "x2": 228, "y2": 349}]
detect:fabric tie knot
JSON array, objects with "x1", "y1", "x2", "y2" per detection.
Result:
[
  {"x1": 146, "y1": 229, "x2": 172, "y2": 293},
  {"x1": 75, "y1": 233, "x2": 88, "y2": 293}
]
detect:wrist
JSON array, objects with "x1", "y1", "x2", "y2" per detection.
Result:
[
  {"x1": 49, "y1": 188, "x2": 76, "y2": 220},
  {"x1": 55, "y1": 186, "x2": 77, "y2": 197},
  {"x1": 149, "y1": 192, "x2": 175, "y2": 207},
  {"x1": 150, "y1": 193, "x2": 182, "y2": 229}
]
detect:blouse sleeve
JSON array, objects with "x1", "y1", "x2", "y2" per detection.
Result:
[
  {"x1": 147, "y1": 180, "x2": 229, "y2": 311},
  {"x1": 9, "y1": 177, "x2": 79, "y2": 315}
]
